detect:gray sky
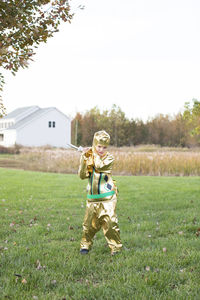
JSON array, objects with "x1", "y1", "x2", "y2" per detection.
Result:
[{"x1": 3, "y1": 0, "x2": 200, "y2": 120}]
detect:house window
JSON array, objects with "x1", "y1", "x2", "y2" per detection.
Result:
[
  {"x1": 0, "y1": 134, "x2": 4, "y2": 141},
  {"x1": 48, "y1": 121, "x2": 56, "y2": 128}
]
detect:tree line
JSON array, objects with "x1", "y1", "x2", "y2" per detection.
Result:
[{"x1": 71, "y1": 101, "x2": 200, "y2": 147}]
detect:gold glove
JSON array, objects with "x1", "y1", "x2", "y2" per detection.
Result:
[
  {"x1": 84, "y1": 148, "x2": 93, "y2": 158},
  {"x1": 84, "y1": 148, "x2": 94, "y2": 173}
]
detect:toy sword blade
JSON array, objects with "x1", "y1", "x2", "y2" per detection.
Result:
[{"x1": 67, "y1": 143, "x2": 83, "y2": 152}]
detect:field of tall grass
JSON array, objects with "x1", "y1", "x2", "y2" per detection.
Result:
[{"x1": 0, "y1": 145, "x2": 200, "y2": 176}]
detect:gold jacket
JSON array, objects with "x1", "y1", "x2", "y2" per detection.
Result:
[{"x1": 78, "y1": 149, "x2": 117, "y2": 201}]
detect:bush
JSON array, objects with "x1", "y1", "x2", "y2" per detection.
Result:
[{"x1": 0, "y1": 145, "x2": 20, "y2": 154}]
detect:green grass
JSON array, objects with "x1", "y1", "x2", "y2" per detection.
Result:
[{"x1": 0, "y1": 168, "x2": 200, "y2": 300}]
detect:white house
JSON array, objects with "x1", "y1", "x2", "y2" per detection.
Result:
[{"x1": 0, "y1": 106, "x2": 71, "y2": 148}]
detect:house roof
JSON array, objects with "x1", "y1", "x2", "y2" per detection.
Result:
[
  {"x1": 2, "y1": 106, "x2": 70, "y2": 131},
  {"x1": 9, "y1": 108, "x2": 51, "y2": 130},
  {"x1": 3, "y1": 106, "x2": 39, "y2": 120}
]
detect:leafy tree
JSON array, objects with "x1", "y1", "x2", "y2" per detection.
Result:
[
  {"x1": 0, "y1": 0, "x2": 74, "y2": 117},
  {"x1": 183, "y1": 99, "x2": 200, "y2": 138},
  {"x1": 134, "y1": 119, "x2": 148, "y2": 145},
  {"x1": 81, "y1": 107, "x2": 101, "y2": 145},
  {"x1": 170, "y1": 113, "x2": 189, "y2": 147},
  {"x1": 145, "y1": 113, "x2": 192, "y2": 147},
  {"x1": 127, "y1": 119, "x2": 138, "y2": 145},
  {"x1": 71, "y1": 112, "x2": 83, "y2": 146},
  {"x1": 146, "y1": 114, "x2": 172, "y2": 146},
  {"x1": 108, "y1": 105, "x2": 127, "y2": 146}
]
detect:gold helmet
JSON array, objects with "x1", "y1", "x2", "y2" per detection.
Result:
[{"x1": 92, "y1": 130, "x2": 110, "y2": 148}]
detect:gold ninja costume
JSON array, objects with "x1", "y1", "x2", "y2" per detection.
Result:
[{"x1": 78, "y1": 130, "x2": 122, "y2": 254}]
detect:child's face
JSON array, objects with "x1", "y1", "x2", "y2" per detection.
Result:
[{"x1": 95, "y1": 144, "x2": 107, "y2": 157}]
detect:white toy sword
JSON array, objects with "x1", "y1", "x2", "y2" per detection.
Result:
[{"x1": 67, "y1": 143, "x2": 83, "y2": 152}]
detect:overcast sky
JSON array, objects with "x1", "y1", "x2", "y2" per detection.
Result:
[{"x1": 3, "y1": 0, "x2": 200, "y2": 121}]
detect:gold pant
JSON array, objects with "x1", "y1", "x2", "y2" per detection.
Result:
[{"x1": 80, "y1": 195, "x2": 122, "y2": 253}]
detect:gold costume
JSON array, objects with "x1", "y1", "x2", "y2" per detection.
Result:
[{"x1": 78, "y1": 131, "x2": 122, "y2": 254}]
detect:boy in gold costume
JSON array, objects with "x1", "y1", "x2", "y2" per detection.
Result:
[{"x1": 78, "y1": 130, "x2": 122, "y2": 255}]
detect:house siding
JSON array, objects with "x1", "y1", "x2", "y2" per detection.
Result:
[
  {"x1": 0, "y1": 130, "x2": 16, "y2": 147},
  {"x1": 16, "y1": 109, "x2": 71, "y2": 147}
]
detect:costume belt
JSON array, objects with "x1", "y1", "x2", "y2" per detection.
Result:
[{"x1": 87, "y1": 191, "x2": 115, "y2": 200}]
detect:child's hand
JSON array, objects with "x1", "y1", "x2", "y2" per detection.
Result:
[
  {"x1": 83, "y1": 147, "x2": 93, "y2": 158},
  {"x1": 83, "y1": 148, "x2": 94, "y2": 172}
]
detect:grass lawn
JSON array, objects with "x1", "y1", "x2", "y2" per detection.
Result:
[{"x1": 0, "y1": 168, "x2": 200, "y2": 300}]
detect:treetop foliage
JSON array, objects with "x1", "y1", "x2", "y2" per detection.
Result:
[{"x1": 0, "y1": 0, "x2": 73, "y2": 117}]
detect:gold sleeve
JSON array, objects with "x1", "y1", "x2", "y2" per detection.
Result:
[{"x1": 93, "y1": 152, "x2": 114, "y2": 174}]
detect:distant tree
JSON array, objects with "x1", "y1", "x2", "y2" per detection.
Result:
[
  {"x1": 71, "y1": 112, "x2": 83, "y2": 146},
  {"x1": 146, "y1": 114, "x2": 173, "y2": 146},
  {"x1": 134, "y1": 119, "x2": 148, "y2": 145},
  {"x1": 81, "y1": 107, "x2": 101, "y2": 146},
  {"x1": 71, "y1": 105, "x2": 130, "y2": 147},
  {"x1": 183, "y1": 99, "x2": 200, "y2": 139},
  {"x1": 0, "y1": 0, "x2": 74, "y2": 117},
  {"x1": 170, "y1": 113, "x2": 189, "y2": 147},
  {"x1": 145, "y1": 113, "x2": 194, "y2": 147},
  {"x1": 108, "y1": 105, "x2": 128, "y2": 146},
  {"x1": 127, "y1": 119, "x2": 138, "y2": 145}
]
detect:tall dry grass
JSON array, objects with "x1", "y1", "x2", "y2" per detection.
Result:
[
  {"x1": 0, "y1": 145, "x2": 200, "y2": 176},
  {"x1": 113, "y1": 151, "x2": 200, "y2": 176},
  {"x1": 13, "y1": 147, "x2": 80, "y2": 174}
]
